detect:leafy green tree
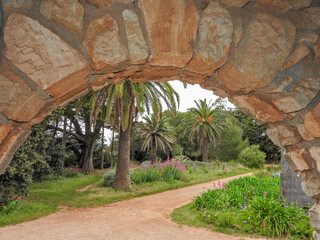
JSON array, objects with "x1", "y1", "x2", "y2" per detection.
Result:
[
  {"x1": 238, "y1": 145, "x2": 266, "y2": 168},
  {"x1": 136, "y1": 113, "x2": 176, "y2": 163},
  {"x1": 183, "y1": 99, "x2": 227, "y2": 162},
  {"x1": 209, "y1": 119, "x2": 249, "y2": 162},
  {"x1": 104, "y1": 80, "x2": 179, "y2": 190}
]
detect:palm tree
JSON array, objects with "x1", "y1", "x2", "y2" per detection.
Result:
[
  {"x1": 136, "y1": 113, "x2": 176, "y2": 163},
  {"x1": 183, "y1": 99, "x2": 227, "y2": 162},
  {"x1": 105, "y1": 80, "x2": 179, "y2": 190}
]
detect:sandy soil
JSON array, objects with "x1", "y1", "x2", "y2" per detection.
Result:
[{"x1": 0, "y1": 172, "x2": 269, "y2": 240}]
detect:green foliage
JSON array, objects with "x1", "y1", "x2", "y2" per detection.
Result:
[
  {"x1": 209, "y1": 119, "x2": 249, "y2": 162},
  {"x1": 61, "y1": 168, "x2": 82, "y2": 178},
  {"x1": 130, "y1": 159, "x2": 185, "y2": 183},
  {"x1": 0, "y1": 110, "x2": 64, "y2": 207},
  {"x1": 238, "y1": 145, "x2": 266, "y2": 168},
  {"x1": 174, "y1": 155, "x2": 191, "y2": 162},
  {"x1": 193, "y1": 176, "x2": 313, "y2": 239},
  {"x1": 103, "y1": 170, "x2": 115, "y2": 187}
]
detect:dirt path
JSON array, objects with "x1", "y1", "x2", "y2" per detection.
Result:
[{"x1": 0, "y1": 172, "x2": 268, "y2": 240}]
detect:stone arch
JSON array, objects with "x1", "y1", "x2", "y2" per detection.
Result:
[{"x1": 0, "y1": 0, "x2": 320, "y2": 236}]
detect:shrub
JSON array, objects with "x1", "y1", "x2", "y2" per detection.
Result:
[
  {"x1": 238, "y1": 145, "x2": 265, "y2": 168},
  {"x1": 174, "y1": 155, "x2": 191, "y2": 162},
  {"x1": 131, "y1": 159, "x2": 185, "y2": 183},
  {"x1": 62, "y1": 167, "x2": 82, "y2": 178},
  {"x1": 103, "y1": 170, "x2": 115, "y2": 187}
]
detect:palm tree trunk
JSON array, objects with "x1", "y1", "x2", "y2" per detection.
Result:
[
  {"x1": 151, "y1": 139, "x2": 157, "y2": 163},
  {"x1": 113, "y1": 125, "x2": 132, "y2": 191},
  {"x1": 100, "y1": 125, "x2": 104, "y2": 170},
  {"x1": 110, "y1": 126, "x2": 115, "y2": 169},
  {"x1": 202, "y1": 136, "x2": 209, "y2": 162}
]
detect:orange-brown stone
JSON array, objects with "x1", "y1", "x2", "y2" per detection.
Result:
[
  {"x1": 122, "y1": 10, "x2": 149, "y2": 64},
  {"x1": 281, "y1": 44, "x2": 310, "y2": 71},
  {"x1": 3, "y1": 0, "x2": 34, "y2": 10},
  {"x1": 267, "y1": 123, "x2": 300, "y2": 146},
  {"x1": 231, "y1": 95, "x2": 284, "y2": 124},
  {"x1": 297, "y1": 31, "x2": 318, "y2": 45},
  {"x1": 218, "y1": 12, "x2": 295, "y2": 93},
  {"x1": 297, "y1": 124, "x2": 314, "y2": 141},
  {"x1": 138, "y1": 0, "x2": 198, "y2": 68},
  {"x1": 0, "y1": 62, "x2": 49, "y2": 122},
  {"x1": 0, "y1": 115, "x2": 11, "y2": 145},
  {"x1": 40, "y1": 0, "x2": 84, "y2": 32},
  {"x1": 187, "y1": 2, "x2": 233, "y2": 75},
  {"x1": 129, "y1": 67, "x2": 179, "y2": 83},
  {"x1": 305, "y1": 104, "x2": 320, "y2": 138},
  {"x1": 259, "y1": 0, "x2": 311, "y2": 12},
  {"x1": 315, "y1": 40, "x2": 320, "y2": 62},
  {"x1": 84, "y1": 15, "x2": 128, "y2": 70},
  {"x1": 267, "y1": 76, "x2": 293, "y2": 94},
  {"x1": 56, "y1": 84, "x2": 89, "y2": 107},
  {"x1": 309, "y1": 147, "x2": 320, "y2": 172},
  {"x1": 273, "y1": 76, "x2": 320, "y2": 113},
  {"x1": 4, "y1": 14, "x2": 89, "y2": 99},
  {"x1": 219, "y1": 0, "x2": 251, "y2": 7},
  {"x1": 284, "y1": 148, "x2": 314, "y2": 172}
]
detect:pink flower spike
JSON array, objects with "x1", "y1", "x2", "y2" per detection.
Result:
[
  {"x1": 264, "y1": 192, "x2": 267, "y2": 197},
  {"x1": 218, "y1": 181, "x2": 221, "y2": 189},
  {"x1": 252, "y1": 187, "x2": 254, "y2": 190},
  {"x1": 223, "y1": 183, "x2": 226, "y2": 191}
]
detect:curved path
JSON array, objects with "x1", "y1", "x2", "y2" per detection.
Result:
[{"x1": 0, "y1": 173, "x2": 268, "y2": 240}]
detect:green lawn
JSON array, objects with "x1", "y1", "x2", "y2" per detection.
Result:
[{"x1": 0, "y1": 164, "x2": 252, "y2": 227}]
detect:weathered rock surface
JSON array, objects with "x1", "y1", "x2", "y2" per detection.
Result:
[
  {"x1": 310, "y1": 203, "x2": 320, "y2": 230},
  {"x1": 86, "y1": 0, "x2": 133, "y2": 8},
  {"x1": 129, "y1": 67, "x2": 179, "y2": 83},
  {"x1": 297, "y1": 124, "x2": 314, "y2": 141},
  {"x1": 272, "y1": 77, "x2": 320, "y2": 113},
  {"x1": 232, "y1": 14, "x2": 243, "y2": 47},
  {"x1": 188, "y1": 2, "x2": 233, "y2": 75},
  {"x1": 56, "y1": 84, "x2": 89, "y2": 107},
  {"x1": 84, "y1": 15, "x2": 128, "y2": 70},
  {"x1": 218, "y1": 12, "x2": 295, "y2": 93},
  {"x1": 122, "y1": 10, "x2": 149, "y2": 64},
  {"x1": 4, "y1": 14, "x2": 89, "y2": 99},
  {"x1": 40, "y1": 0, "x2": 84, "y2": 32},
  {"x1": 267, "y1": 123, "x2": 300, "y2": 146},
  {"x1": 138, "y1": 0, "x2": 198, "y2": 68},
  {"x1": 297, "y1": 31, "x2": 318, "y2": 45},
  {"x1": 0, "y1": 129, "x2": 31, "y2": 175},
  {"x1": 284, "y1": 148, "x2": 314, "y2": 172},
  {"x1": 3, "y1": 0, "x2": 34, "y2": 10},
  {"x1": 267, "y1": 76, "x2": 293, "y2": 94},
  {"x1": 315, "y1": 40, "x2": 320, "y2": 62},
  {"x1": 0, "y1": 115, "x2": 11, "y2": 145},
  {"x1": 231, "y1": 95, "x2": 284, "y2": 124},
  {"x1": 309, "y1": 147, "x2": 320, "y2": 172},
  {"x1": 0, "y1": 63, "x2": 48, "y2": 122},
  {"x1": 305, "y1": 104, "x2": 320, "y2": 138},
  {"x1": 292, "y1": 7, "x2": 320, "y2": 29},
  {"x1": 281, "y1": 44, "x2": 310, "y2": 71},
  {"x1": 259, "y1": 0, "x2": 312, "y2": 12},
  {"x1": 218, "y1": 0, "x2": 251, "y2": 7}
]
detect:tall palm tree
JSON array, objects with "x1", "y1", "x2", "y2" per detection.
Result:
[
  {"x1": 105, "y1": 80, "x2": 179, "y2": 190},
  {"x1": 183, "y1": 99, "x2": 227, "y2": 162},
  {"x1": 136, "y1": 113, "x2": 176, "y2": 163}
]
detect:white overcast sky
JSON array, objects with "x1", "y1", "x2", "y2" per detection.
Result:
[{"x1": 165, "y1": 80, "x2": 235, "y2": 112}]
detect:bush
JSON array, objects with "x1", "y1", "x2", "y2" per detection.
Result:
[
  {"x1": 131, "y1": 159, "x2": 185, "y2": 183},
  {"x1": 103, "y1": 170, "x2": 115, "y2": 187},
  {"x1": 174, "y1": 155, "x2": 191, "y2": 162},
  {"x1": 62, "y1": 167, "x2": 82, "y2": 178},
  {"x1": 238, "y1": 145, "x2": 265, "y2": 168}
]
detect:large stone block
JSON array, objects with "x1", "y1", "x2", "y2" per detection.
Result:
[
  {"x1": 292, "y1": 7, "x2": 320, "y2": 29},
  {"x1": 40, "y1": 0, "x2": 84, "y2": 32},
  {"x1": 0, "y1": 128, "x2": 31, "y2": 175},
  {"x1": 187, "y1": 2, "x2": 233, "y2": 75},
  {"x1": 0, "y1": 62, "x2": 49, "y2": 122},
  {"x1": 122, "y1": 10, "x2": 149, "y2": 64},
  {"x1": 218, "y1": 12, "x2": 295, "y2": 93},
  {"x1": 0, "y1": 115, "x2": 11, "y2": 145},
  {"x1": 138, "y1": 0, "x2": 198, "y2": 68},
  {"x1": 281, "y1": 44, "x2": 310, "y2": 71},
  {"x1": 267, "y1": 76, "x2": 293, "y2": 94},
  {"x1": 231, "y1": 95, "x2": 284, "y2": 124},
  {"x1": 310, "y1": 204, "x2": 320, "y2": 230},
  {"x1": 272, "y1": 76, "x2": 320, "y2": 113},
  {"x1": 4, "y1": 14, "x2": 89, "y2": 99},
  {"x1": 267, "y1": 123, "x2": 300, "y2": 146},
  {"x1": 84, "y1": 15, "x2": 128, "y2": 70},
  {"x1": 309, "y1": 147, "x2": 320, "y2": 172},
  {"x1": 297, "y1": 124, "x2": 314, "y2": 141},
  {"x1": 305, "y1": 104, "x2": 320, "y2": 138},
  {"x1": 3, "y1": 0, "x2": 34, "y2": 11},
  {"x1": 284, "y1": 148, "x2": 314, "y2": 172}
]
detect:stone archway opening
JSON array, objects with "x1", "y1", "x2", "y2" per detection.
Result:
[{"x1": 0, "y1": 0, "x2": 320, "y2": 236}]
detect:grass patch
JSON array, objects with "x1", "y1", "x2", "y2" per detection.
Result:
[{"x1": 0, "y1": 162, "x2": 252, "y2": 226}]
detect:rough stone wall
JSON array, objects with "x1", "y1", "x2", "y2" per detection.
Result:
[{"x1": 0, "y1": 0, "x2": 320, "y2": 235}]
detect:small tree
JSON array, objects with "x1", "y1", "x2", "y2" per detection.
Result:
[
  {"x1": 136, "y1": 113, "x2": 176, "y2": 163},
  {"x1": 238, "y1": 145, "x2": 266, "y2": 168}
]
